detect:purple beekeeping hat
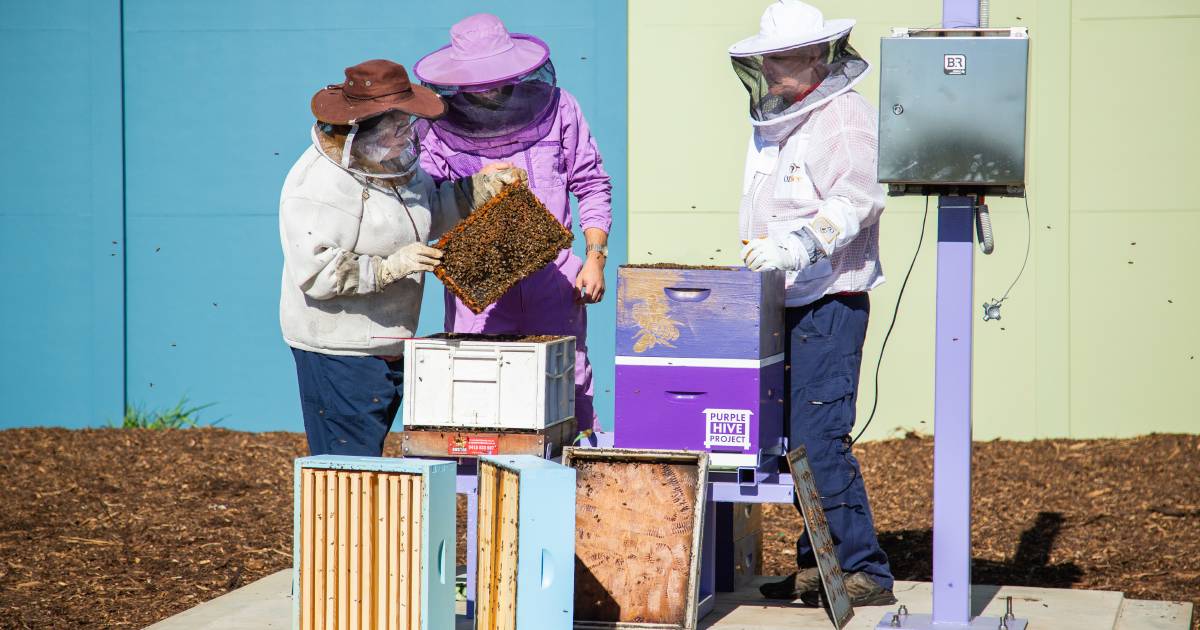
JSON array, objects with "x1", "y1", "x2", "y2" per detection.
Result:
[{"x1": 414, "y1": 13, "x2": 551, "y2": 87}]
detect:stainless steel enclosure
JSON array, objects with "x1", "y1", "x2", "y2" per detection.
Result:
[{"x1": 877, "y1": 28, "x2": 1029, "y2": 196}]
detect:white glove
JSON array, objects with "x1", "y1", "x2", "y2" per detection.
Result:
[
  {"x1": 741, "y1": 234, "x2": 807, "y2": 272},
  {"x1": 376, "y1": 242, "x2": 443, "y2": 287}
]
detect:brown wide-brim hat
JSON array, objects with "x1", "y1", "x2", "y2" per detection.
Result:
[{"x1": 311, "y1": 59, "x2": 445, "y2": 125}]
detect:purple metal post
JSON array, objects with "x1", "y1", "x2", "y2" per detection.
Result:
[
  {"x1": 932, "y1": 196, "x2": 975, "y2": 624},
  {"x1": 943, "y1": 0, "x2": 979, "y2": 28},
  {"x1": 934, "y1": 5, "x2": 980, "y2": 626}
]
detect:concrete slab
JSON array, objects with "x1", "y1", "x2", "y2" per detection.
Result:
[
  {"x1": 145, "y1": 572, "x2": 1191, "y2": 630},
  {"x1": 145, "y1": 570, "x2": 474, "y2": 630},
  {"x1": 145, "y1": 570, "x2": 292, "y2": 630},
  {"x1": 701, "y1": 578, "x2": 1129, "y2": 630},
  {"x1": 1115, "y1": 599, "x2": 1195, "y2": 630}
]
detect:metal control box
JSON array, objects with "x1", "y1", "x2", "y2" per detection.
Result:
[{"x1": 878, "y1": 28, "x2": 1029, "y2": 196}]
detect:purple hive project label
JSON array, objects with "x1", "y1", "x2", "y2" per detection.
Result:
[{"x1": 703, "y1": 408, "x2": 752, "y2": 450}]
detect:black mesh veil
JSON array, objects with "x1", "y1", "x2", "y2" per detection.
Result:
[{"x1": 731, "y1": 32, "x2": 867, "y2": 123}]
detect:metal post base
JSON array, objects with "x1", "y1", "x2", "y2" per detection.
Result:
[{"x1": 875, "y1": 612, "x2": 1028, "y2": 630}]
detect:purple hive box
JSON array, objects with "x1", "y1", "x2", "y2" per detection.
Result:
[{"x1": 614, "y1": 265, "x2": 786, "y2": 469}]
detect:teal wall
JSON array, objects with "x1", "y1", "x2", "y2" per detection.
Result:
[
  {"x1": 0, "y1": 0, "x2": 124, "y2": 428},
  {"x1": 0, "y1": 1, "x2": 627, "y2": 431}
]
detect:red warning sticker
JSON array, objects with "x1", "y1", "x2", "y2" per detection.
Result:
[{"x1": 447, "y1": 434, "x2": 500, "y2": 456}]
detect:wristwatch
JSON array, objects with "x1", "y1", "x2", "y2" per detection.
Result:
[{"x1": 586, "y1": 244, "x2": 609, "y2": 258}]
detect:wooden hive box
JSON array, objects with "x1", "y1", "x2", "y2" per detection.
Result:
[
  {"x1": 402, "y1": 334, "x2": 576, "y2": 431},
  {"x1": 562, "y1": 448, "x2": 709, "y2": 630},
  {"x1": 475, "y1": 455, "x2": 577, "y2": 630},
  {"x1": 614, "y1": 266, "x2": 787, "y2": 470},
  {"x1": 615, "y1": 265, "x2": 785, "y2": 360},
  {"x1": 293, "y1": 455, "x2": 456, "y2": 630}
]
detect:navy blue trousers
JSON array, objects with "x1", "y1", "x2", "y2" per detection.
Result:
[
  {"x1": 292, "y1": 348, "x2": 404, "y2": 457},
  {"x1": 786, "y1": 293, "x2": 893, "y2": 589}
]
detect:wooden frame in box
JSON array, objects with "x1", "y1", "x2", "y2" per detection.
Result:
[
  {"x1": 475, "y1": 455, "x2": 577, "y2": 630},
  {"x1": 433, "y1": 183, "x2": 573, "y2": 314},
  {"x1": 562, "y1": 447, "x2": 710, "y2": 630},
  {"x1": 292, "y1": 455, "x2": 456, "y2": 630}
]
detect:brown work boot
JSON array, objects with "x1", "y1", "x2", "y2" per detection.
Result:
[
  {"x1": 800, "y1": 571, "x2": 897, "y2": 607},
  {"x1": 758, "y1": 567, "x2": 821, "y2": 599}
]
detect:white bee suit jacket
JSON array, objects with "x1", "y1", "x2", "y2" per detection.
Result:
[
  {"x1": 279, "y1": 145, "x2": 467, "y2": 357},
  {"x1": 739, "y1": 91, "x2": 887, "y2": 307}
]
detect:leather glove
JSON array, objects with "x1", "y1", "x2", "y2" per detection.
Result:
[
  {"x1": 740, "y1": 234, "x2": 807, "y2": 272},
  {"x1": 467, "y1": 166, "x2": 529, "y2": 209},
  {"x1": 376, "y1": 242, "x2": 444, "y2": 287}
]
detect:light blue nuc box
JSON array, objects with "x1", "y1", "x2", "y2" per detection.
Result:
[
  {"x1": 475, "y1": 454, "x2": 577, "y2": 630},
  {"x1": 292, "y1": 455, "x2": 457, "y2": 630}
]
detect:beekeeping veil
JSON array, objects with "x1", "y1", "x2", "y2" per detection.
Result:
[
  {"x1": 729, "y1": 1, "x2": 869, "y2": 131},
  {"x1": 313, "y1": 111, "x2": 421, "y2": 180},
  {"x1": 413, "y1": 14, "x2": 559, "y2": 158},
  {"x1": 421, "y1": 61, "x2": 560, "y2": 158}
]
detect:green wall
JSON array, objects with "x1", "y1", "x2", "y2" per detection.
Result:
[{"x1": 628, "y1": 0, "x2": 1200, "y2": 440}]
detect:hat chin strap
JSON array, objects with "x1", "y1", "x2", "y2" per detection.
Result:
[{"x1": 341, "y1": 125, "x2": 358, "y2": 169}]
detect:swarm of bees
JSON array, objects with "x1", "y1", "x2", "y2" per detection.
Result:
[{"x1": 434, "y1": 183, "x2": 573, "y2": 314}]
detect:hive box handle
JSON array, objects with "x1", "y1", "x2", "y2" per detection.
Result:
[
  {"x1": 663, "y1": 287, "x2": 711, "y2": 302},
  {"x1": 665, "y1": 391, "x2": 707, "y2": 402},
  {"x1": 541, "y1": 548, "x2": 555, "y2": 589},
  {"x1": 438, "y1": 539, "x2": 447, "y2": 584}
]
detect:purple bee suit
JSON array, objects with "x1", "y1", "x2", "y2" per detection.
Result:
[{"x1": 416, "y1": 89, "x2": 613, "y2": 430}]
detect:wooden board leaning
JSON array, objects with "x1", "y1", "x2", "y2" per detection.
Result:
[{"x1": 786, "y1": 446, "x2": 854, "y2": 629}]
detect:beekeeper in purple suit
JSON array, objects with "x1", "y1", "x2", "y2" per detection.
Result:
[{"x1": 413, "y1": 14, "x2": 613, "y2": 435}]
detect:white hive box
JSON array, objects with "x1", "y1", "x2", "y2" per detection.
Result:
[{"x1": 403, "y1": 334, "x2": 575, "y2": 431}]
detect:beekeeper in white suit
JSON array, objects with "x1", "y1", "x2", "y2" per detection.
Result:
[
  {"x1": 732, "y1": 1, "x2": 896, "y2": 606},
  {"x1": 279, "y1": 59, "x2": 523, "y2": 458}
]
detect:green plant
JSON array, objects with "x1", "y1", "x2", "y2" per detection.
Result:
[{"x1": 111, "y1": 397, "x2": 221, "y2": 429}]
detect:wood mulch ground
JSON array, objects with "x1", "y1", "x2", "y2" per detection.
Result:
[{"x1": 0, "y1": 429, "x2": 1195, "y2": 629}]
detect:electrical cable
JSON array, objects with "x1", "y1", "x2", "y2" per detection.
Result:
[
  {"x1": 817, "y1": 195, "x2": 1029, "y2": 501},
  {"x1": 816, "y1": 196, "x2": 930, "y2": 502},
  {"x1": 850, "y1": 195, "x2": 930, "y2": 446},
  {"x1": 985, "y1": 194, "x2": 1032, "y2": 310}
]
